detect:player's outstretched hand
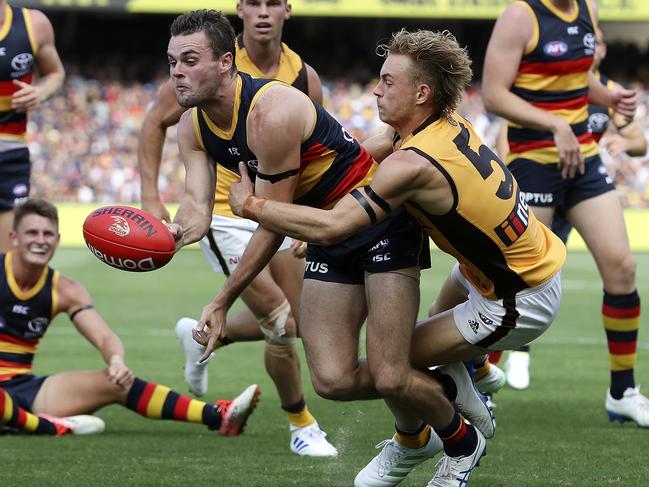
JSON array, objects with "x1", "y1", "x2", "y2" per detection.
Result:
[
  {"x1": 194, "y1": 302, "x2": 227, "y2": 363},
  {"x1": 166, "y1": 223, "x2": 184, "y2": 251},
  {"x1": 229, "y1": 162, "x2": 255, "y2": 217}
]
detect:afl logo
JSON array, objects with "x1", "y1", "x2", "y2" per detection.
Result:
[
  {"x1": 108, "y1": 216, "x2": 131, "y2": 237},
  {"x1": 544, "y1": 41, "x2": 568, "y2": 57},
  {"x1": 583, "y1": 33, "x2": 595, "y2": 50},
  {"x1": 369, "y1": 238, "x2": 389, "y2": 252},
  {"x1": 11, "y1": 53, "x2": 33, "y2": 72}
]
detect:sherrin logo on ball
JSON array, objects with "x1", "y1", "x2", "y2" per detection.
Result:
[{"x1": 83, "y1": 205, "x2": 176, "y2": 272}]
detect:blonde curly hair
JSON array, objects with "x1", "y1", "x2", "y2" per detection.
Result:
[{"x1": 377, "y1": 29, "x2": 473, "y2": 117}]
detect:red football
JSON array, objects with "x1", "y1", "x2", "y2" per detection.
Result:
[{"x1": 83, "y1": 206, "x2": 176, "y2": 272}]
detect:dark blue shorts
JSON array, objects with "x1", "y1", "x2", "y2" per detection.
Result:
[
  {"x1": 304, "y1": 207, "x2": 430, "y2": 285},
  {"x1": 0, "y1": 374, "x2": 47, "y2": 411},
  {"x1": 508, "y1": 154, "x2": 615, "y2": 209},
  {"x1": 0, "y1": 148, "x2": 30, "y2": 210}
]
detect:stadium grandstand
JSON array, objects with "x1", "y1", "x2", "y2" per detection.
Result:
[{"x1": 21, "y1": 2, "x2": 649, "y2": 207}]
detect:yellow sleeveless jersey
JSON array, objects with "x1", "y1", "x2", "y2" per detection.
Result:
[
  {"x1": 507, "y1": 0, "x2": 598, "y2": 164},
  {"x1": 235, "y1": 34, "x2": 308, "y2": 94},
  {"x1": 399, "y1": 113, "x2": 566, "y2": 299},
  {"x1": 209, "y1": 37, "x2": 310, "y2": 217}
]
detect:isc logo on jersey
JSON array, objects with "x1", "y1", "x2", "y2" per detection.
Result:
[{"x1": 543, "y1": 41, "x2": 568, "y2": 57}]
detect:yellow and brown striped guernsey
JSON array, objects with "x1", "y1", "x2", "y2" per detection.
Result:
[
  {"x1": 0, "y1": 252, "x2": 58, "y2": 382},
  {"x1": 400, "y1": 114, "x2": 566, "y2": 300},
  {"x1": 0, "y1": 6, "x2": 36, "y2": 144},
  {"x1": 236, "y1": 34, "x2": 309, "y2": 95},
  {"x1": 507, "y1": 0, "x2": 598, "y2": 164},
  {"x1": 193, "y1": 72, "x2": 376, "y2": 218}
]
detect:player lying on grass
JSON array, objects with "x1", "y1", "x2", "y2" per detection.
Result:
[
  {"x1": 227, "y1": 29, "x2": 567, "y2": 486},
  {"x1": 0, "y1": 199, "x2": 259, "y2": 436}
]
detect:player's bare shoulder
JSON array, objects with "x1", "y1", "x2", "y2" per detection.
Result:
[
  {"x1": 25, "y1": 9, "x2": 55, "y2": 47},
  {"x1": 56, "y1": 273, "x2": 93, "y2": 316},
  {"x1": 390, "y1": 148, "x2": 453, "y2": 215},
  {"x1": 493, "y1": 1, "x2": 535, "y2": 45},
  {"x1": 248, "y1": 83, "x2": 315, "y2": 142}
]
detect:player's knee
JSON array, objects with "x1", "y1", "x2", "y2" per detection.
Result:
[
  {"x1": 428, "y1": 299, "x2": 441, "y2": 317},
  {"x1": 264, "y1": 342, "x2": 296, "y2": 359},
  {"x1": 100, "y1": 369, "x2": 130, "y2": 402},
  {"x1": 259, "y1": 300, "x2": 297, "y2": 344},
  {"x1": 371, "y1": 366, "x2": 410, "y2": 399},
  {"x1": 604, "y1": 252, "x2": 637, "y2": 291},
  {"x1": 310, "y1": 369, "x2": 356, "y2": 400}
]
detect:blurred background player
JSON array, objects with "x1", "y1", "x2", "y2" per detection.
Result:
[
  {"x1": 0, "y1": 199, "x2": 259, "y2": 437},
  {"x1": 137, "y1": 0, "x2": 335, "y2": 457},
  {"x1": 483, "y1": 0, "x2": 648, "y2": 427},
  {"x1": 0, "y1": 0, "x2": 64, "y2": 253},
  {"x1": 497, "y1": 24, "x2": 648, "y2": 391}
]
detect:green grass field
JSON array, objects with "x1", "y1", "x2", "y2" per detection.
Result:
[{"x1": 2, "y1": 248, "x2": 649, "y2": 486}]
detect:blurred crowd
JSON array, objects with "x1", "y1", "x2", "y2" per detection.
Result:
[{"x1": 28, "y1": 67, "x2": 649, "y2": 208}]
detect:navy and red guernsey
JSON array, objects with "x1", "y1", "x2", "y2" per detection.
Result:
[
  {"x1": 507, "y1": 0, "x2": 598, "y2": 164},
  {"x1": 0, "y1": 5, "x2": 36, "y2": 143},
  {"x1": 192, "y1": 72, "x2": 377, "y2": 217}
]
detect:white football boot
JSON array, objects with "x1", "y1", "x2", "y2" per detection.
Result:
[
  {"x1": 175, "y1": 317, "x2": 214, "y2": 397},
  {"x1": 39, "y1": 414, "x2": 106, "y2": 436},
  {"x1": 606, "y1": 386, "x2": 649, "y2": 427},
  {"x1": 437, "y1": 362, "x2": 495, "y2": 439},
  {"x1": 426, "y1": 426, "x2": 486, "y2": 487},
  {"x1": 504, "y1": 351, "x2": 530, "y2": 390},
  {"x1": 290, "y1": 422, "x2": 338, "y2": 457},
  {"x1": 354, "y1": 431, "x2": 443, "y2": 487}
]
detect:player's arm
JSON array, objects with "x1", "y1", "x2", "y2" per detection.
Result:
[
  {"x1": 482, "y1": 3, "x2": 583, "y2": 178},
  {"x1": 304, "y1": 62, "x2": 324, "y2": 105},
  {"x1": 138, "y1": 79, "x2": 187, "y2": 222},
  {"x1": 12, "y1": 10, "x2": 64, "y2": 112},
  {"x1": 588, "y1": 74, "x2": 637, "y2": 120},
  {"x1": 57, "y1": 275, "x2": 133, "y2": 388},
  {"x1": 194, "y1": 86, "x2": 307, "y2": 360},
  {"x1": 169, "y1": 110, "x2": 215, "y2": 250},
  {"x1": 231, "y1": 150, "x2": 425, "y2": 246},
  {"x1": 362, "y1": 125, "x2": 396, "y2": 163},
  {"x1": 602, "y1": 112, "x2": 647, "y2": 157}
]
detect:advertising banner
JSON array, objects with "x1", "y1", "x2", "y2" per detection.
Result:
[{"x1": 11, "y1": 0, "x2": 649, "y2": 22}]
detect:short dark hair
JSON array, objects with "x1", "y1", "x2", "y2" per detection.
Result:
[
  {"x1": 170, "y1": 9, "x2": 236, "y2": 64},
  {"x1": 13, "y1": 199, "x2": 59, "y2": 231}
]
